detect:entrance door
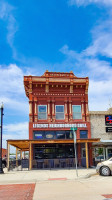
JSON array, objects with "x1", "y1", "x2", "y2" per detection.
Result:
[
  {"x1": 81, "y1": 148, "x2": 86, "y2": 167},
  {"x1": 106, "y1": 148, "x2": 112, "y2": 159}
]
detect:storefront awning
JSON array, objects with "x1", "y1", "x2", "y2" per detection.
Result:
[
  {"x1": 7, "y1": 138, "x2": 100, "y2": 151},
  {"x1": 93, "y1": 139, "x2": 112, "y2": 147}
]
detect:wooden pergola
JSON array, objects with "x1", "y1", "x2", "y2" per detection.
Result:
[{"x1": 7, "y1": 138, "x2": 100, "y2": 170}]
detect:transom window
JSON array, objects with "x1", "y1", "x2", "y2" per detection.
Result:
[
  {"x1": 72, "y1": 105, "x2": 82, "y2": 119},
  {"x1": 80, "y1": 130, "x2": 88, "y2": 139},
  {"x1": 38, "y1": 105, "x2": 47, "y2": 120},
  {"x1": 55, "y1": 105, "x2": 64, "y2": 120}
]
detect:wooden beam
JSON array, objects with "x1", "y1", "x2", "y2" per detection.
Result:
[
  {"x1": 16, "y1": 148, "x2": 18, "y2": 167},
  {"x1": 29, "y1": 142, "x2": 32, "y2": 170},
  {"x1": 85, "y1": 142, "x2": 89, "y2": 169},
  {"x1": 7, "y1": 142, "x2": 10, "y2": 171}
]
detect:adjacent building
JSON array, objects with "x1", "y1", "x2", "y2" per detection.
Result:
[{"x1": 90, "y1": 108, "x2": 112, "y2": 165}]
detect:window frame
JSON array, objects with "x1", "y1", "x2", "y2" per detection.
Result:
[
  {"x1": 55, "y1": 105, "x2": 65, "y2": 120},
  {"x1": 38, "y1": 105, "x2": 47, "y2": 120},
  {"x1": 72, "y1": 105, "x2": 82, "y2": 119}
]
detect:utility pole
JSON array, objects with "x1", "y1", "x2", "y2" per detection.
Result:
[{"x1": 71, "y1": 127, "x2": 78, "y2": 177}]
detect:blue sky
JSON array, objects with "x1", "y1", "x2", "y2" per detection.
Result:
[{"x1": 0, "y1": 0, "x2": 112, "y2": 149}]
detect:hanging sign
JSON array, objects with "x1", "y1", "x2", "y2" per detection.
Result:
[{"x1": 105, "y1": 115, "x2": 112, "y2": 126}]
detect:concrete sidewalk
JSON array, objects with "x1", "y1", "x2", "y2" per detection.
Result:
[{"x1": 0, "y1": 168, "x2": 97, "y2": 184}]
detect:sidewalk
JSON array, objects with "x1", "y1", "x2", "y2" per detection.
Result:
[{"x1": 0, "y1": 168, "x2": 97, "y2": 184}]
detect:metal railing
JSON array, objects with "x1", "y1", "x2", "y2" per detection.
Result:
[{"x1": 32, "y1": 158, "x2": 76, "y2": 170}]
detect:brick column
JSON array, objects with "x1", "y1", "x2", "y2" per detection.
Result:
[
  {"x1": 52, "y1": 100, "x2": 55, "y2": 122},
  {"x1": 48, "y1": 100, "x2": 51, "y2": 122},
  {"x1": 69, "y1": 100, "x2": 72, "y2": 121},
  {"x1": 29, "y1": 94, "x2": 33, "y2": 122},
  {"x1": 78, "y1": 144, "x2": 81, "y2": 167},
  {"x1": 81, "y1": 101, "x2": 85, "y2": 121},
  {"x1": 34, "y1": 97, "x2": 38, "y2": 122},
  {"x1": 65, "y1": 100, "x2": 68, "y2": 122},
  {"x1": 86, "y1": 102, "x2": 89, "y2": 122}
]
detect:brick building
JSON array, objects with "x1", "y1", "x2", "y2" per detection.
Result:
[{"x1": 7, "y1": 71, "x2": 100, "y2": 170}]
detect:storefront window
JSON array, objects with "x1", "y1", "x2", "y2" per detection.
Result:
[
  {"x1": 34, "y1": 131, "x2": 44, "y2": 139},
  {"x1": 34, "y1": 131, "x2": 74, "y2": 140},
  {"x1": 38, "y1": 105, "x2": 47, "y2": 119},
  {"x1": 34, "y1": 144, "x2": 74, "y2": 159},
  {"x1": 94, "y1": 147, "x2": 105, "y2": 161},
  {"x1": 72, "y1": 105, "x2": 82, "y2": 119},
  {"x1": 80, "y1": 130, "x2": 88, "y2": 139},
  {"x1": 55, "y1": 105, "x2": 64, "y2": 119},
  {"x1": 66, "y1": 131, "x2": 73, "y2": 139},
  {"x1": 56, "y1": 131, "x2": 65, "y2": 139},
  {"x1": 45, "y1": 131, "x2": 55, "y2": 139}
]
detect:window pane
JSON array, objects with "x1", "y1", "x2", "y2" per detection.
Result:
[
  {"x1": 80, "y1": 130, "x2": 88, "y2": 139},
  {"x1": 56, "y1": 113, "x2": 64, "y2": 119},
  {"x1": 38, "y1": 106, "x2": 46, "y2": 112},
  {"x1": 45, "y1": 131, "x2": 54, "y2": 139},
  {"x1": 38, "y1": 113, "x2": 47, "y2": 119},
  {"x1": 34, "y1": 131, "x2": 44, "y2": 139},
  {"x1": 66, "y1": 131, "x2": 73, "y2": 139},
  {"x1": 56, "y1": 131, "x2": 65, "y2": 139},
  {"x1": 56, "y1": 106, "x2": 64, "y2": 112},
  {"x1": 73, "y1": 113, "x2": 82, "y2": 119},
  {"x1": 73, "y1": 105, "x2": 81, "y2": 112}
]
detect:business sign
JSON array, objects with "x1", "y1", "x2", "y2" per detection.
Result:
[
  {"x1": 106, "y1": 127, "x2": 112, "y2": 132},
  {"x1": 45, "y1": 133, "x2": 54, "y2": 139},
  {"x1": 105, "y1": 115, "x2": 112, "y2": 126},
  {"x1": 33, "y1": 123, "x2": 87, "y2": 128}
]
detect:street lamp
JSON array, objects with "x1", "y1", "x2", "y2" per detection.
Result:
[{"x1": 0, "y1": 103, "x2": 4, "y2": 174}]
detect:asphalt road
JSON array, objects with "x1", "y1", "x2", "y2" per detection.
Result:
[{"x1": 33, "y1": 175, "x2": 112, "y2": 200}]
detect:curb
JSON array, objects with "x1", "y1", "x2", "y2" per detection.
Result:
[{"x1": 83, "y1": 172, "x2": 97, "y2": 179}]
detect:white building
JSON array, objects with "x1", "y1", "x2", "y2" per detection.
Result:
[{"x1": 90, "y1": 108, "x2": 112, "y2": 165}]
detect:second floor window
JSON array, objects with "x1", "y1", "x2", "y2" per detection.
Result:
[
  {"x1": 38, "y1": 105, "x2": 47, "y2": 120},
  {"x1": 56, "y1": 105, "x2": 64, "y2": 120},
  {"x1": 72, "y1": 105, "x2": 82, "y2": 119}
]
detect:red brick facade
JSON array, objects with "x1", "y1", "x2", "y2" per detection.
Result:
[{"x1": 24, "y1": 71, "x2": 92, "y2": 167}]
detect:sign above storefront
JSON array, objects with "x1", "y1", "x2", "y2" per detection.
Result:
[
  {"x1": 106, "y1": 127, "x2": 112, "y2": 132},
  {"x1": 33, "y1": 123, "x2": 87, "y2": 128},
  {"x1": 105, "y1": 115, "x2": 112, "y2": 126}
]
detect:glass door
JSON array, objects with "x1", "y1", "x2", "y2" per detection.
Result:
[{"x1": 106, "y1": 147, "x2": 112, "y2": 159}]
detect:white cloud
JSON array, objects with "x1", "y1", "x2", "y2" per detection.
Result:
[
  {"x1": 3, "y1": 122, "x2": 28, "y2": 150},
  {"x1": 84, "y1": 20, "x2": 112, "y2": 58},
  {"x1": 0, "y1": 64, "x2": 24, "y2": 95},
  {"x1": 0, "y1": 1, "x2": 18, "y2": 58},
  {"x1": 0, "y1": 64, "x2": 29, "y2": 113},
  {"x1": 59, "y1": 45, "x2": 112, "y2": 111},
  {"x1": 68, "y1": 0, "x2": 112, "y2": 6}
]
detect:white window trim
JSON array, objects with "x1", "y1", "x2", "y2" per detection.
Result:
[
  {"x1": 38, "y1": 105, "x2": 47, "y2": 120},
  {"x1": 72, "y1": 105, "x2": 82, "y2": 119},
  {"x1": 55, "y1": 105, "x2": 65, "y2": 120}
]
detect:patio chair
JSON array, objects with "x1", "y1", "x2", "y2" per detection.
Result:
[
  {"x1": 32, "y1": 160, "x2": 37, "y2": 169},
  {"x1": 54, "y1": 159, "x2": 60, "y2": 168},
  {"x1": 59, "y1": 158, "x2": 66, "y2": 168},
  {"x1": 44, "y1": 159, "x2": 49, "y2": 169},
  {"x1": 37, "y1": 159, "x2": 44, "y2": 169}
]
